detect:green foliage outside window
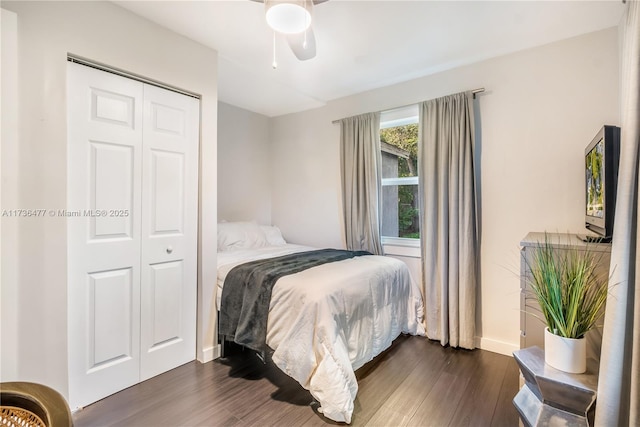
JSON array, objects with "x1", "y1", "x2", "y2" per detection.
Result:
[{"x1": 381, "y1": 124, "x2": 419, "y2": 238}]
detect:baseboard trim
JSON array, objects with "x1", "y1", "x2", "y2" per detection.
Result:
[
  {"x1": 475, "y1": 336, "x2": 519, "y2": 356},
  {"x1": 198, "y1": 345, "x2": 219, "y2": 363}
]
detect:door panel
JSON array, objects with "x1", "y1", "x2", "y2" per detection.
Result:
[
  {"x1": 140, "y1": 84, "x2": 198, "y2": 380},
  {"x1": 88, "y1": 268, "x2": 134, "y2": 371},
  {"x1": 148, "y1": 261, "x2": 184, "y2": 349},
  {"x1": 89, "y1": 141, "x2": 135, "y2": 239},
  {"x1": 67, "y1": 62, "x2": 143, "y2": 409},
  {"x1": 150, "y1": 150, "x2": 185, "y2": 234},
  {"x1": 151, "y1": 102, "x2": 185, "y2": 136},
  {"x1": 91, "y1": 88, "x2": 136, "y2": 128}
]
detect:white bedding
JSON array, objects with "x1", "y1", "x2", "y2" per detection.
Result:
[{"x1": 217, "y1": 244, "x2": 426, "y2": 423}]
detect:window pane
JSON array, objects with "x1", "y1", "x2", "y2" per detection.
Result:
[
  {"x1": 380, "y1": 121, "x2": 420, "y2": 240},
  {"x1": 380, "y1": 124, "x2": 418, "y2": 179},
  {"x1": 381, "y1": 184, "x2": 420, "y2": 239}
]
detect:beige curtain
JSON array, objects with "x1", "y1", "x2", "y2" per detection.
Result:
[
  {"x1": 595, "y1": 2, "x2": 640, "y2": 425},
  {"x1": 418, "y1": 91, "x2": 477, "y2": 349},
  {"x1": 339, "y1": 113, "x2": 384, "y2": 255}
]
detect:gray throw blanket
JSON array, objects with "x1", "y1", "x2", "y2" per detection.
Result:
[{"x1": 219, "y1": 249, "x2": 371, "y2": 354}]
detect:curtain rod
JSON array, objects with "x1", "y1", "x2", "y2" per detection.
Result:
[{"x1": 331, "y1": 87, "x2": 485, "y2": 124}]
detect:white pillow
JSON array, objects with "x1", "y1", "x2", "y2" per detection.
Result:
[
  {"x1": 217, "y1": 221, "x2": 268, "y2": 252},
  {"x1": 261, "y1": 225, "x2": 287, "y2": 246}
]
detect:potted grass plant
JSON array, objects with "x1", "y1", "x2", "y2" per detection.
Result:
[{"x1": 527, "y1": 233, "x2": 610, "y2": 373}]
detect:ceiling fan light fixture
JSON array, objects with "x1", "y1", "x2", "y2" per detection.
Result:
[{"x1": 265, "y1": 0, "x2": 312, "y2": 34}]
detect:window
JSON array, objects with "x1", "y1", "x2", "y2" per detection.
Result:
[{"x1": 380, "y1": 105, "x2": 419, "y2": 244}]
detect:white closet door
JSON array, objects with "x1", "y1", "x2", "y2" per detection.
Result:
[
  {"x1": 67, "y1": 62, "x2": 144, "y2": 409},
  {"x1": 68, "y1": 62, "x2": 199, "y2": 409},
  {"x1": 139, "y1": 84, "x2": 198, "y2": 380}
]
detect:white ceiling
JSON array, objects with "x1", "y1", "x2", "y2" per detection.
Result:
[{"x1": 115, "y1": 0, "x2": 625, "y2": 117}]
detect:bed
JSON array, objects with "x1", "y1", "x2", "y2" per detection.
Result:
[{"x1": 216, "y1": 222, "x2": 425, "y2": 423}]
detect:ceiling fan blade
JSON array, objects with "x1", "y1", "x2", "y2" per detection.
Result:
[{"x1": 286, "y1": 27, "x2": 316, "y2": 60}]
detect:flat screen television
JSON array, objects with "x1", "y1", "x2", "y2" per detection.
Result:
[{"x1": 584, "y1": 125, "x2": 620, "y2": 242}]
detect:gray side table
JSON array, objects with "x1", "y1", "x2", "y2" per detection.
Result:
[{"x1": 513, "y1": 346, "x2": 598, "y2": 426}]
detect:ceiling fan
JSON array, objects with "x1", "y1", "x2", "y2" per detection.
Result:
[{"x1": 251, "y1": 0, "x2": 328, "y2": 62}]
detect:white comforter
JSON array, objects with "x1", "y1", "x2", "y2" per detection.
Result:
[{"x1": 217, "y1": 245, "x2": 426, "y2": 423}]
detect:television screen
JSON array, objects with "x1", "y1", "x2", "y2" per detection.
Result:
[
  {"x1": 583, "y1": 125, "x2": 620, "y2": 241},
  {"x1": 586, "y1": 138, "x2": 605, "y2": 219}
]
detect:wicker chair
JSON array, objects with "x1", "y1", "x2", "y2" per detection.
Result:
[{"x1": 0, "y1": 382, "x2": 73, "y2": 427}]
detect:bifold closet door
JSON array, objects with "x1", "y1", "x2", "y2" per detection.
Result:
[
  {"x1": 67, "y1": 63, "x2": 144, "y2": 409},
  {"x1": 139, "y1": 83, "x2": 198, "y2": 381},
  {"x1": 67, "y1": 62, "x2": 198, "y2": 409}
]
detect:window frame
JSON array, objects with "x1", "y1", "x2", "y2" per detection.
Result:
[{"x1": 379, "y1": 105, "x2": 420, "y2": 249}]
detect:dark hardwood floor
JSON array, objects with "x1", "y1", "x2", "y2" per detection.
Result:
[{"x1": 73, "y1": 336, "x2": 520, "y2": 426}]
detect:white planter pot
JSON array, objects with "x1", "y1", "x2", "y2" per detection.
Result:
[{"x1": 544, "y1": 327, "x2": 587, "y2": 374}]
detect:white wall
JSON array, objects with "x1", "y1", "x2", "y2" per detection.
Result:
[
  {"x1": 270, "y1": 28, "x2": 620, "y2": 354},
  {"x1": 271, "y1": 105, "x2": 347, "y2": 248},
  {"x1": 218, "y1": 102, "x2": 272, "y2": 225},
  {"x1": 0, "y1": 1, "x2": 218, "y2": 397},
  {"x1": 1, "y1": 8, "x2": 19, "y2": 381}
]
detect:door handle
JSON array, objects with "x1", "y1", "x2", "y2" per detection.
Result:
[{"x1": 166, "y1": 246, "x2": 173, "y2": 254}]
